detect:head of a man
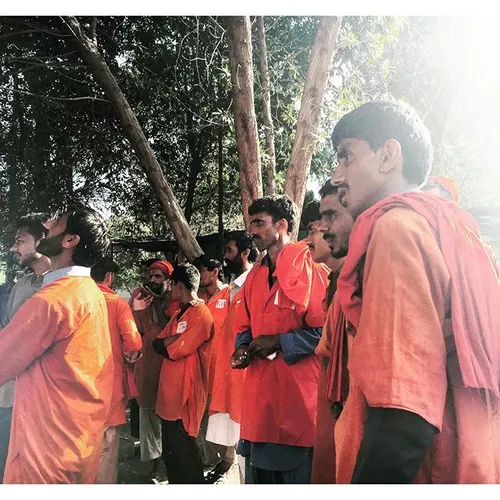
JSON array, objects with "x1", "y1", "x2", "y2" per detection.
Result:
[
  {"x1": 170, "y1": 264, "x2": 200, "y2": 303},
  {"x1": 248, "y1": 195, "x2": 299, "y2": 252},
  {"x1": 330, "y1": 100, "x2": 433, "y2": 219},
  {"x1": 91, "y1": 257, "x2": 119, "y2": 289},
  {"x1": 223, "y1": 231, "x2": 258, "y2": 275},
  {"x1": 301, "y1": 201, "x2": 332, "y2": 265},
  {"x1": 140, "y1": 258, "x2": 161, "y2": 285},
  {"x1": 10, "y1": 216, "x2": 48, "y2": 268},
  {"x1": 319, "y1": 181, "x2": 355, "y2": 259},
  {"x1": 147, "y1": 260, "x2": 173, "y2": 296},
  {"x1": 37, "y1": 205, "x2": 110, "y2": 268},
  {"x1": 194, "y1": 256, "x2": 224, "y2": 289}
]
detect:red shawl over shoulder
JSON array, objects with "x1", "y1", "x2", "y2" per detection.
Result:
[{"x1": 336, "y1": 191, "x2": 500, "y2": 401}]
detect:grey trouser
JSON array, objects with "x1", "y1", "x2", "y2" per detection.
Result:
[{"x1": 0, "y1": 407, "x2": 12, "y2": 484}]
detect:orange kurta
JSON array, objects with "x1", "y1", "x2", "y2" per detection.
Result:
[
  {"x1": 206, "y1": 286, "x2": 231, "y2": 394},
  {"x1": 0, "y1": 276, "x2": 113, "y2": 484},
  {"x1": 334, "y1": 207, "x2": 500, "y2": 483},
  {"x1": 155, "y1": 301, "x2": 214, "y2": 437},
  {"x1": 209, "y1": 286, "x2": 247, "y2": 423},
  {"x1": 98, "y1": 284, "x2": 143, "y2": 426}
]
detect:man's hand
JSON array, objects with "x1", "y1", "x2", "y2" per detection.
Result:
[
  {"x1": 248, "y1": 335, "x2": 281, "y2": 359},
  {"x1": 231, "y1": 345, "x2": 251, "y2": 369},
  {"x1": 131, "y1": 290, "x2": 153, "y2": 312}
]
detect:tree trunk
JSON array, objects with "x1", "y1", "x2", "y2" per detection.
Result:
[
  {"x1": 256, "y1": 16, "x2": 277, "y2": 196},
  {"x1": 284, "y1": 16, "x2": 342, "y2": 234},
  {"x1": 184, "y1": 156, "x2": 202, "y2": 224},
  {"x1": 63, "y1": 16, "x2": 203, "y2": 260},
  {"x1": 226, "y1": 16, "x2": 263, "y2": 228},
  {"x1": 218, "y1": 126, "x2": 224, "y2": 258}
]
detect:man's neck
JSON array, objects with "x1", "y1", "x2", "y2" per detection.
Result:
[
  {"x1": 237, "y1": 261, "x2": 253, "y2": 277},
  {"x1": 240, "y1": 260, "x2": 252, "y2": 274},
  {"x1": 267, "y1": 235, "x2": 290, "y2": 268},
  {"x1": 206, "y1": 280, "x2": 224, "y2": 299},
  {"x1": 326, "y1": 256, "x2": 344, "y2": 273},
  {"x1": 377, "y1": 180, "x2": 420, "y2": 202},
  {"x1": 50, "y1": 253, "x2": 75, "y2": 272},
  {"x1": 179, "y1": 291, "x2": 199, "y2": 305},
  {"x1": 30, "y1": 254, "x2": 52, "y2": 277}
]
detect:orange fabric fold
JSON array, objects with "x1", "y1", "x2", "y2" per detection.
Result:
[
  {"x1": 274, "y1": 240, "x2": 314, "y2": 315},
  {"x1": 325, "y1": 296, "x2": 349, "y2": 406}
]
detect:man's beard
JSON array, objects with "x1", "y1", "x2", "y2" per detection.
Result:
[
  {"x1": 224, "y1": 254, "x2": 243, "y2": 276},
  {"x1": 146, "y1": 282, "x2": 166, "y2": 296},
  {"x1": 19, "y1": 252, "x2": 38, "y2": 269},
  {"x1": 36, "y1": 233, "x2": 65, "y2": 258},
  {"x1": 324, "y1": 233, "x2": 348, "y2": 260},
  {"x1": 330, "y1": 243, "x2": 348, "y2": 260}
]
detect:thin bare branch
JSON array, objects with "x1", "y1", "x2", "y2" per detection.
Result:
[
  {"x1": 0, "y1": 17, "x2": 71, "y2": 37},
  {"x1": 0, "y1": 84, "x2": 109, "y2": 103}
]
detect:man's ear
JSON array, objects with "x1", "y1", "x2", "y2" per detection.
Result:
[
  {"x1": 242, "y1": 248, "x2": 250, "y2": 260},
  {"x1": 105, "y1": 271, "x2": 115, "y2": 287},
  {"x1": 379, "y1": 139, "x2": 402, "y2": 174},
  {"x1": 62, "y1": 233, "x2": 80, "y2": 250},
  {"x1": 277, "y1": 218, "x2": 288, "y2": 233}
]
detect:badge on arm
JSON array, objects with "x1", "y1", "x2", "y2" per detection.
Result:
[{"x1": 176, "y1": 321, "x2": 188, "y2": 334}]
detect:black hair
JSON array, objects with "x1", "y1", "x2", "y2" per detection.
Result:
[
  {"x1": 248, "y1": 195, "x2": 299, "y2": 234},
  {"x1": 59, "y1": 204, "x2": 110, "y2": 267},
  {"x1": 170, "y1": 263, "x2": 200, "y2": 292},
  {"x1": 318, "y1": 180, "x2": 340, "y2": 199},
  {"x1": 16, "y1": 215, "x2": 48, "y2": 241},
  {"x1": 225, "y1": 230, "x2": 258, "y2": 263},
  {"x1": 300, "y1": 201, "x2": 322, "y2": 229},
  {"x1": 193, "y1": 255, "x2": 224, "y2": 281},
  {"x1": 331, "y1": 100, "x2": 433, "y2": 185},
  {"x1": 91, "y1": 257, "x2": 119, "y2": 282}
]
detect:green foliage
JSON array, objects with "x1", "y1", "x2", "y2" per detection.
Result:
[{"x1": 1, "y1": 15, "x2": 498, "y2": 288}]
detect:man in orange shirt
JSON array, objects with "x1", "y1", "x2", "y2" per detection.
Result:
[
  {"x1": 91, "y1": 257, "x2": 143, "y2": 483},
  {"x1": 231, "y1": 195, "x2": 329, "y2": 484},
  {"x1": 194, "y1": 256, "x2": 231, "y2": 474},
  {"x1": 330, "y1": 100, "x2": 500, "y2": 483},
  {"x1": 131, "y1": 259, "x2": 178, "y2": 483},
  {"x1": 0, "y1": 205, "x2": 113, "y2": 483},
  {"x1": 301, "y1": 189, "x2": 354, "y2": 484},
  {"x1": 152, "y1": 264, "x2": 214, "y2": 483},
  {"x1": 207, "y1": 231, "x2": 257, "y2": 483}
]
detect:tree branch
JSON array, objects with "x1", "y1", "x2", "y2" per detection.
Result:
[{"x1": 90, "y1": 16, "x2": 98, "y2": 46}]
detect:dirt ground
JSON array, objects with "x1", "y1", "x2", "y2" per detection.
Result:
[{"x1": 116, "y1": 423, "x2": 240, "y2": 485}]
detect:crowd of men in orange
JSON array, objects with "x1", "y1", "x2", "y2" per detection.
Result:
[{"x1": 1, "y1": 100, "x2": 500, "y2": 485}]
